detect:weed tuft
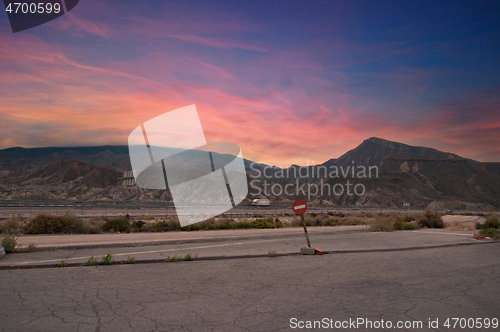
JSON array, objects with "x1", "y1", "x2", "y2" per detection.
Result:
[
  {"x1": 100, "y1": 254, "x2": 113, "y2": 265},
  {"x1": 84, "y1": 256, "x2": 97, "y2": 266},
  {"x1": 165, "y1": 255, "x2": 179, "y2": 262}
]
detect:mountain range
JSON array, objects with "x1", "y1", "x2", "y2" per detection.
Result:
[{"x1": 0, "y1": 137, "x2": 499, "y2": 209}]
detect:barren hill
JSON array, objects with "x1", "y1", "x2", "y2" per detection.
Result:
[
  {"x1": 321, "y1": 137, "x2": 467, "y2": 168},
  {"x1": 0, "y1": 138, "x2": 498, "y2": 209},
  {"x1": 26, "y1": 160, "x2": 121, "y2": 188}
]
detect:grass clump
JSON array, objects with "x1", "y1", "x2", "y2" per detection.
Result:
[
  {"x1": 59, "y1": 260, "x2": 68, "y2": 267},
  {"x1": 417, "y1": 211, "x2": 444, "y2": 228},
  {"x1": 126, "y1": 256, "x2": 135, "y2": 264},
  {"x1": 184, "y1": 253, "x2": 194, "y2": 261},
  {"x1": 165, "y1": 255, "x2": 179, "y2": 262},
  {"x1": 1, "y1": 233, "x2": 18, "y2": 252},
  {"x1": 100, "y1": 254, "x2": 113, "y2": 265},
  {"x1": 268, "y1": 251, "x2": 277, "y2": 257},
  {"x1": 84, "y1": 256, "x2": 97, "y2": 266}
]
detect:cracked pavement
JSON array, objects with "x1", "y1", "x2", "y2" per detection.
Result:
[{"x1": 1, "y1": 242, "x2": 499, "y2": 331}]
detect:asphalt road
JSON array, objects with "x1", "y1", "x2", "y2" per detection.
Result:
[
  {"x1": 14, "y1": 225, "x2": 367, "y2": 250},
  {"x1": 1, "y1": 228, "x2": 479, "y2": 267},
  {"x1": 1, "y1": 242, "x2": 499, "y2": 332}
]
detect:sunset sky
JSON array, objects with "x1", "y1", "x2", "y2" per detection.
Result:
[{"x1": 0, "y1": 0, "x2": 499, "y2": 166}]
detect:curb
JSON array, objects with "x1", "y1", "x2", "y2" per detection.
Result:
[{"x1": 1, "y1": 240, "x2": 498, "y2": 271}]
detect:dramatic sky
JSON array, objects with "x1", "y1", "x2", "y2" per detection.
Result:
[{"x1": 1, "y1": 0, "x2": 499, "y2": 166}]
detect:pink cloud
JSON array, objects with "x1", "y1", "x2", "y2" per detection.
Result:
[{"x1": 1, "y1": 7, "x2": 499, "y2": 165}]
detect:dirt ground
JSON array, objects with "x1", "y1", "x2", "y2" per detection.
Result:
[{"x1": 442, "y1": 215, "x2": 485, "y2": 230}]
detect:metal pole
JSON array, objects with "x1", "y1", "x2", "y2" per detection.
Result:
[{"x1": 300, "y1": 214, "x2": 311, "y2": 248}]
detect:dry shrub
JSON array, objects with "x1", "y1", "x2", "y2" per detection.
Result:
[
  {"x1": 152, "y1": 218, "x2": 180, "y2": 232},
  {"x1": 302, "y1": 214, "x2": 324, "y2": 226},
  {"x1": 213, "y1": 217, "x2": 235, "y2": 229},
  {"x1": 398, "y1": 214, "x2": 417, "y2": 222},
  {"x1": 369, "y1": 216, "x2": 395, "y2": 232},
  {"x1": 417, "y1": 211, "x2": 444, "y2": 228},
  {"x1": 136, "y1": 215, "x2": 156, "y2": 221},
  {"x1": 360, "y1": 211, "x2": 374, "y2": 218},
  {"x1": 102, "y1": 216, "x2": 132, "y2": 233},
  {"x1": 24, "y1": 213, "x2": 89, "y2": 234},
  {"x1": 86, "y1": 219, "x2": 104, "y2": 234},
  {"x1": 132, "y1": 220, "x2": 146, "y2": 231},
  {"x1": 0, "y1": 215, "x2": 25, "y2": 234},
  {"x1": 339, "y1": 216, "x2": 365, "y2": 226},
  {"x1": 197, "y1": 217, "x2": 216, "y2": 229},
  {"x1": 287, "y1": 217, "x2": 302, "y2": 227}
]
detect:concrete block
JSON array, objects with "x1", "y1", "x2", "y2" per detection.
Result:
[{"x1": 300, "y1": 247, "x2": 315, "y2": 255}]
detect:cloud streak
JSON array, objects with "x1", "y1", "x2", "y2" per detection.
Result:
[{"x1": 0, "y1": 1, "x2": 499, "y2": 164}]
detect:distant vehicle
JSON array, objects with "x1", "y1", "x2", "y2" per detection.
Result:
[{"x1": 252, "y1": 199, "x2": 270, "y2": 207}]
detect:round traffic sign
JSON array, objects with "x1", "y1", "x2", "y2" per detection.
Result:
[{"x1": 292, "y1": 199, "x2": 308, "y2": 215}]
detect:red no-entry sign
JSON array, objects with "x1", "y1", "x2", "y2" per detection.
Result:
[{"x1": 292, "y1": 199, "x2": 308, "y2": 215}]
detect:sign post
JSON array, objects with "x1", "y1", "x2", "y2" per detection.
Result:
[{"x1": 292, "y1": 199, "x2": 312, "y2": 249}]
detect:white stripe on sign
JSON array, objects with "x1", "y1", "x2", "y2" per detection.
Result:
[{"x1": 294, "y1": 204, "x2": 306, "y2": 210}]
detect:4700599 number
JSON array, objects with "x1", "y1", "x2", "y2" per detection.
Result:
[
  {"x1": 5, "y1": 2, "x2": 61, "y2": 14},
  {"x1": 443, "y1": 318, "x2": 498, "y2": 329}
]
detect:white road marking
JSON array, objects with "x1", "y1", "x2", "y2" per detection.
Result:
[{"x1": 12, "y1": 240, "x2": 274, "y2": 265}]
